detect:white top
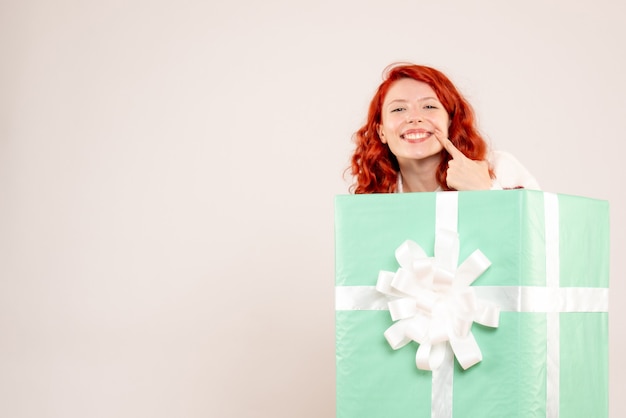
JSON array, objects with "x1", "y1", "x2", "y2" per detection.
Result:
[
  {"x1": 397, "y1": 150, "x2": 540, "y2": 192},
  {"x1": 488, "y1": 150, "x2": 540, "y2": 190}
]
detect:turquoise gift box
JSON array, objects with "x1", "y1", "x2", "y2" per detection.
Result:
[{"x1": 334, "y1": 190, "x2": 609, "y2": 418}]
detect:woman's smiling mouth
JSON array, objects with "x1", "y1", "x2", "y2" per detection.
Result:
[{"x1": 401, "y1": 130, "x2": 432, "y2": 142}]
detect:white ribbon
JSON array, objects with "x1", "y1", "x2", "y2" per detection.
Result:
[
  {"x1": 335, "y1": 285, "x2": 609, "y2": 313},
  {"x1": 376, "y1": 237, "x2": 498, "y2": 371},
  {"x1": 544, "y1": 192, "x2": 560, "y2": 418}
]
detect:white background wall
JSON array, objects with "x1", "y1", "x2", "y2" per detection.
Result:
[{"x1": 1, "y1": 0, "x2": 624, "y2": 416}]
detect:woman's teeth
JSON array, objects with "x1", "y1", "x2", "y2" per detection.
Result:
[{"x1": 402, "y1": 132, "x2": 430, "y2": 140}]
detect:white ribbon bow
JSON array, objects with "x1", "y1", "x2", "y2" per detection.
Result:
[{"x1": 376, "y1": 231, "x2": 500, "y2": 371}]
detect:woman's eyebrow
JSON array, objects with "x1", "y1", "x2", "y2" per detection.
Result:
[
  {"x1": 386, "y1": 98, "x2": 408, "y2": 105},
  {"x1": 386, "y1": 96, "x2": 439, "y2": 105},
  {"x1": 417, "y1": 96, "x2": 439, "y2": 102}
]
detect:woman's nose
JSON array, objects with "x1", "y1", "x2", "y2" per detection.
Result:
[{"x1": 406, "y1": 110, "x2": 422, "y2": 123}]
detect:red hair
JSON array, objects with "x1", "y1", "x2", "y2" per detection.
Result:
[{"x1": 349, "y1": 63, "x2": 491, "y2": 193}]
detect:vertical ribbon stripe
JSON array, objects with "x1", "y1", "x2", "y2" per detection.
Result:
[
  {"x1": 432, "y1": 192, "x2": 457, "y2": 418},
  {"x1": 544, "y1": 192, "x2": 560, "y2": 418},
  {"x1": 432, "y1": 344, "x2": 454, "y2": 418}
]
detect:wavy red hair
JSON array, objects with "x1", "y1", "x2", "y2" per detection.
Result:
[{"x1": 349, "y1": 63, "x2": 491, "y2": 193}]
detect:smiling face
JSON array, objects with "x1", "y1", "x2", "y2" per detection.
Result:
[{"x1": 378, "y1": 78, "x2": 450, "y2": 165}]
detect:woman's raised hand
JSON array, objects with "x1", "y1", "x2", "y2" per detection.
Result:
[{"x1": 432, "y1": 128, "x2": 493, "y2": 191}]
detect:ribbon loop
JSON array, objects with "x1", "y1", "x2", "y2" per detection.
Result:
[
  {"x1": 449, "y1": 332, "x2": 483, "y2": 370},
  {"x1": 388, "y1": 298, "x2": 418, "y2": 321},
  {"x1": 396, "y1": 240, "x2": 428, "y2": 270},
  {"x1": 456, "y1": 249, "x2": 492, "y2": 287},
  {"x1": 384, "y1": 320, "x2": 412, "y2": 349}
]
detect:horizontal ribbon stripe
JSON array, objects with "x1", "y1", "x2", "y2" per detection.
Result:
[{"x1": 335, "y1": 285, "x2": 609, "y2": 313}]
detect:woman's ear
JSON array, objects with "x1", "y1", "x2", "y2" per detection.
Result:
[{"x1": 377, "y1": 125, "x2": 387, "y2": 143}]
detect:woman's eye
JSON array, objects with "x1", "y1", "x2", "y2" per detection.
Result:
[
  {"x1": 424, "y1": 104, "x2": 437, "y2": 109},
  {"x1": 390, "y1": 107, "x2": 405, "y2": 113}
]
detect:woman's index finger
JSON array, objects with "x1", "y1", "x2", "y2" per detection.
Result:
[{"x1": 434, "y1": 131, "x2": 465, "y2": 159}]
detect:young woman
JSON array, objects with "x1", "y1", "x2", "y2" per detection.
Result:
[{"x1": 349, "y1": 63, "x2": 540, "y2": 193}]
